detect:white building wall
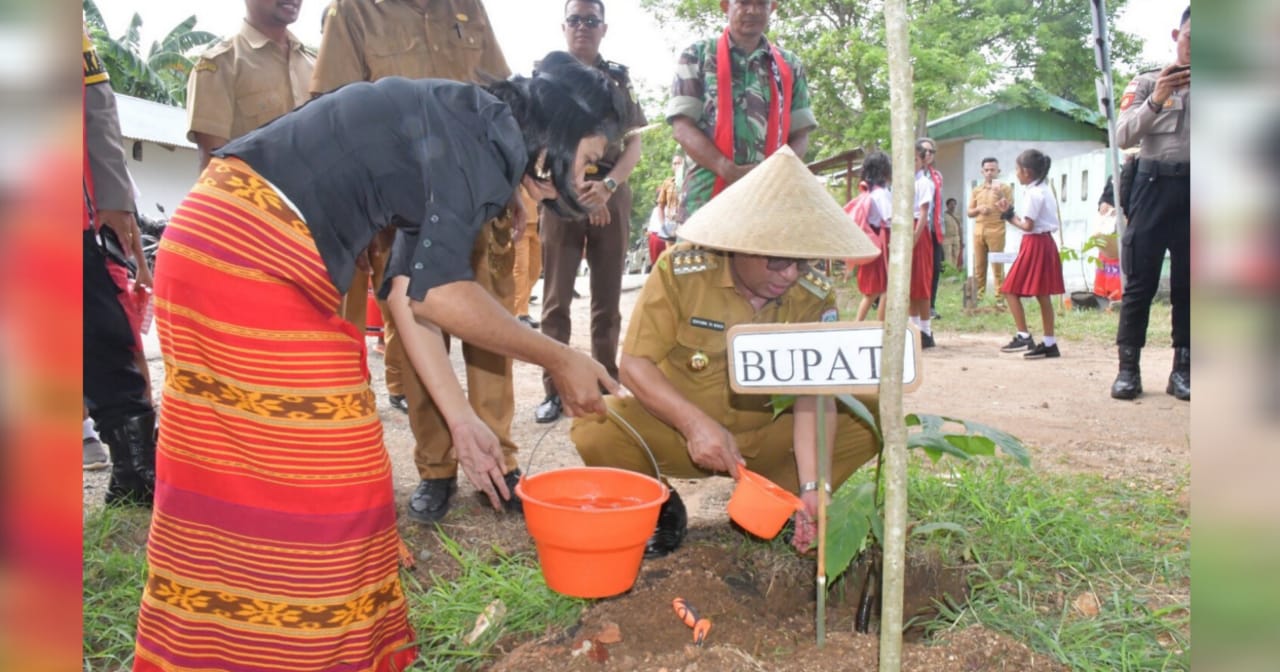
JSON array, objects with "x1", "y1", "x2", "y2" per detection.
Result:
[
  {"x1": 124, "y1": 141, "x2": 199, "y2": 220},
  {"x1": 945, "y1": 138, "x2": 1105, "y2": 292}
]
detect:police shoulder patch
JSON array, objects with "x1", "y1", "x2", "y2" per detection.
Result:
[
  {"x1": 670, "y1": 248, "x2": 716, "y2": 275},
  {"x1": 798, "y1": 269, "x2": 833, "y2": 299}
]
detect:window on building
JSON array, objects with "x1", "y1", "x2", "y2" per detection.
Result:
[
  {"x1": 1081, "y1": 170, "x2": 1089, "y2": 201},
  {"x1": 1061, "y1": 174, "x2": 1068, "y2": 202}
]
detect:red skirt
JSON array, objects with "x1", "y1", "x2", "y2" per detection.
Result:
[
  {"x1": 855, "y1": 228, "x2": 888, "y2": 296},
  {"x1": 910, "y1": 229, "x2": 933, "y2": 301},
  {"x1": 134, "y1": 158, "x2": 417, "y2": 672},
  {"x1": 1001, "y1": 232, "x2": 1065, "y2": 297}
]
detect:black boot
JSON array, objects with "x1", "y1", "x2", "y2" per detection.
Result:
[
  {"x1": 1167, "y1": 347, "x2": 1190, "y2": 401},
  {"x1": 1110, "y1": 346, "x2": 1143, "y2": 400},
  {"x1": 644, "y1": 488, "x2": 687, "y2": 558},
  {"x1": 101, "y1": 410, "x2": 157, "y2": 507}
]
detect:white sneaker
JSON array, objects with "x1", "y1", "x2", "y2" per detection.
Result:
[{"x1": 83, "y1": 437, "x2": 110, "y2": 471}]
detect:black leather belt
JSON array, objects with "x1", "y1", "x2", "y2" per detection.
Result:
[{"x1": 1136, "y1": 159, "x2": 1190, "y2": 177}]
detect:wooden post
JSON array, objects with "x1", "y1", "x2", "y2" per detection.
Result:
[{"x1": 816, "y1": 397, "x2": 829, "y2": 647}]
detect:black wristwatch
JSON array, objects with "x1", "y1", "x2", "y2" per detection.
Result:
[{"x1": 603, "y1": 176, "x2": 619, "y2": 193}]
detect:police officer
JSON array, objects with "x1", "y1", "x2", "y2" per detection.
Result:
[
  {"x1": 186, "y1": 0, "x2": 316, "y2": 169},
  {"x1": 312, "y1": 0, "x2": 521, "y2": 523},
  {"x1": 570, "y1": 147, "x2": 882, "y2": 557},
  {"x1": 535, "y1": 0, "x2": 646, "y2": 424},
  {"x1": 1111, "y1": 6, "x2": 1191, "y2": 401}
]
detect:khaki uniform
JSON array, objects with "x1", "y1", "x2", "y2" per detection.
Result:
[
  {"x1": 313, "y1": 0, "x2": 518, "y2": 478},
  {"x1": 943, "y1": 211, "x2": 961, "y2": 268},
  {"x1": 511, "y1": 187, "x2": 542, "y2": 319},
  {"x1": 967, "y1": 181, "x2": 1012, "y2": 300},
  {"x1": 186, "y1": 21, "x2": 315, "y2": 144},
  {"x1": 571, "y1": 245, "x2": 880, "y2": 494}
]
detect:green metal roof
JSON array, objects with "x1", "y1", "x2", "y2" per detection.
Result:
[{"x1": 928, "y1": 93, "x2": 1106, "y2": 143}]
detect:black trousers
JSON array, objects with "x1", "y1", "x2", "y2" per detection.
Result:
[
  {"x1": 1116, "y1": 168, "x2": 1190, "y2": 349},
  {"x1": 83, "y1": 229, "x2": 150, "y2": 428}
]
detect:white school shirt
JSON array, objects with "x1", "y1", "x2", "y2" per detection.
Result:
[
  {"x1": 867, "y1": 187, "x2": 892, "y2": 229},
  {"x1": 914, "y1": 170, "x2": 935, "y2": 231},
  {"x1": 1020, "y1": 182, "x2": 1060, "y2": 234}
]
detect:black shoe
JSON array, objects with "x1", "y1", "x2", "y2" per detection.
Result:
[
  {"x1": 920, "y1": 332, "x2": 936, "y2": 349},
  {"x1": 102, "y1": 410, "x2": 157, "y2": 507},
  {"x1": 1000, "y1": 334, "x2": 1035, "y2": 352},
  {"x1": 1110, "y1": 346, "x2": 1143, "y2": 400},
  {"x1": 407, "y1": 478, "x2": 457, "y2": 524},
  {"x1": 644, "y1": 489, "x2": 687, "y2": 558},
  {"x1": 517, "y1": 314, "x2": 540, "y2": 329},
  {"x1": 534, "y1": 394, "x2": 562, "y2": 424},
  {"x1": 572, "y1": 289, "x2": 582, "y2": 299},
  {"x1": 1023, "y1": 342, "x2": 1060, "y2": 359},
  {"x1": 930, "y1": 308, "x2": 941, "y2": 320},
  {"x1": 388, "y1": 394, "x2": 409, "y2": 413},
  {"x1": 1167, "y1": 347, "x2": 1190, "y2": 400},
  {"x1": 501, "y1": 468, "x2": 523, "y2": 514},
  {"x1": 528, "y1": 294, "x2": 538, "y2": 304}
]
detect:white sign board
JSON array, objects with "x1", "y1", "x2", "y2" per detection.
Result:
[{"x1": 726, "y1": 322, "x2": 922, "y2": 395}]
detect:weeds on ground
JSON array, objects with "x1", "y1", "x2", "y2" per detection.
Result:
[
  {"x1": 401, "y1": 531, "x2": 583, "y2": 671},
  {"x1": 835, "y1": 273, "x2": 1174, "y2": 348},
  {"x1": 901, "y1": 459, "x2": 1191, "y2": 671},
  {"x1": 83, "y1": 505, "x2": 152, "y2": 671}
]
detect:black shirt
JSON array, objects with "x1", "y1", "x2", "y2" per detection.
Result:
[{"x1": 215, "y1": 77, "x2": 526, "y2": 300}]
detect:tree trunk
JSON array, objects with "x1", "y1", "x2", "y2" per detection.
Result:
[{"x1": 880, "y1": 0, "x2": 914, "y2": 670}]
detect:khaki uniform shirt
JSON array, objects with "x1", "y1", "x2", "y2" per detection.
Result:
[
  {"x1": 1116, "y1": 69, "x2": 1190, "y2": 163},
  {"x1": 968, "y1": 181, "x2": 1012, "y2": 230},
  {"x1": 625, "y1": 244, "x2": 837, "y2": 433},
  {"x1": 312, "y1": 0, "x2": 509, "y2": 93},
  {"x1": 186, "y1": 21, "x2": 315, "y2": 143}
]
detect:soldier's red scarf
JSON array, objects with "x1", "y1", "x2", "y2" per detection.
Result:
[{"x1": 712, "y1": 27, "x2": 792, "y2": 196}]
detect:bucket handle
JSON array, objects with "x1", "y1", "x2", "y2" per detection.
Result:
[{"x1": 519, "y1": 403, "x2": 664, "y2": 483}]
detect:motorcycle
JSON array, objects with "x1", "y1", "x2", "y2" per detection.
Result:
[{"x1": 136, "y1": 203, "x2": 167, "y2": 272}]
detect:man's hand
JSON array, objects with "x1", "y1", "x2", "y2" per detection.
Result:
[
  {"x1": 577, "y1": 180, "x2": 611, "y2": 211},
  {"x1": 450, "y1": 413, "x2": 510, "y2": 511},
  {"x1": 679, "y1": 415, "x2": 743, "y2": 477},
  {"x1": 1151, "y1": 63, "x2": 1191, "y2": 109},
  {"x1": 718, "y1": 159, "x2": 757, "y2": 186},
  {"x1": 588, "y1": 207, "x2": 611, "y2": 227},
  {"x1": 98, "y1": 210, "x2": 138, "y2": 250},
  {"x1": 548, "y1": 347, "x2": 619, "y2": 418}
]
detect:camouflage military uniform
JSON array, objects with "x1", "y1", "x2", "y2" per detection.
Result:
[
  {"x1": 665, "y1": 36, "x2": 816, "y2": 222},
  {"x1": 570, "y1": 244, "x2": 879, "y2": 494}
]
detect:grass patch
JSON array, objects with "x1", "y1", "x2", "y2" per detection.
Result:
[
  {"x1": 834, "y1": 272, "x2": 1174, "y2": 348},
  {"x1": 83, "y1": 505, "x2": 152, "y2": 671},
  {"x1": 900, "y1": 459, "x2": 1191, "y2": 671},
  {"x1": 401, "y1": 531, "x2": 583, "y2": 671}
]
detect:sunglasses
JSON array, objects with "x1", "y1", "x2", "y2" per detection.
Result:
[
  {"x1": 564, "y1": 15, "x2": 603, "y2": 28},
  {"x1": 920, "y1": 148, "x2": 936, "y2": 155},
  {"x1": 764, "y1": 256, "x2": 813, "y2": 273}
]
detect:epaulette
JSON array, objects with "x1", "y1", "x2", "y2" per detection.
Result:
[
  {"x1": 605, "y1": 60, "x2": 631, "y2": 87},
  {"x1": 798, "y1": 268, "x2": 833, "y2": 299},
  {"x1": 669, "y1": 248, "x2": 716, "y2": 275},
  {"x1": 301, "y1": 43, "x2": 318, "y2": 59},
  {"x1": 194, "y1": 38, "x2": 234, "y2": 67}
]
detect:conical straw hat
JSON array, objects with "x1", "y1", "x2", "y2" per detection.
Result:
[{"x1": 678, "y1": 146, "x2": 880, "y2": 262}]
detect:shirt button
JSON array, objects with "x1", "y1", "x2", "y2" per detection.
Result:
[
  {"x1": 413, "y1": 262, "x2": 424, "y2": 270},
  {"x1": 422, "y1": 239, "x2": 432, "y2": 248},
  {"x1": 430, "y1": 215, "x2": 439, "y2": 223}
]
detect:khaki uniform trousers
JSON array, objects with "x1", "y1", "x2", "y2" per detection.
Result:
[
  {"x1": 391, "y1": 219, "x2": 519, "y2": 479},
  {"x1": 972, "y1": 221, "x2": 1007, "y2": 300},
  {"x1": 570, "y1": 396, "x2": 880, "y2": 495},
  {"x1": 512, "y1": 221, "x2": 542, "y2": 318}
]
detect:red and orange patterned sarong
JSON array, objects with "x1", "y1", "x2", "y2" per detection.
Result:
[{"x1": 134, "y1": 158, "x2": 417, "y2": 672}]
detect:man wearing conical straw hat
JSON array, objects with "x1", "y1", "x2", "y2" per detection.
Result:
[{"x1": 571, "y1": 147, "x2": 882, "y2": 557}]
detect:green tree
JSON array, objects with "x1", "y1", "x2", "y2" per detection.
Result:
[
  {"x1": 83, "y1": 0, "x2": 217, "y2": 106},
  {"x1": 626, "y1": 85, "x2": 681, "y2": 248},
  {"x1": 639, "y1": 0, "x2": 1142, "y2": 160}
]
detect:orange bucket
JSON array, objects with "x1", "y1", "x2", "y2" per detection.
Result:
[
  {"x1": 727, "y1": 468, "x2": 805, "y2": 539},
  {"x1": 516, "y1": 467, "x2": 668, "y2": 598}
]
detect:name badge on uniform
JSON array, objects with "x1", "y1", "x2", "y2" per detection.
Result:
[{"x1": 690, "y1": 317, "x2": 725, "y2": 331}]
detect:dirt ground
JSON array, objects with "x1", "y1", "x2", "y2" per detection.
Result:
[{"x1": 87, "y1": 270, "x2": 1189, "y2": 670}]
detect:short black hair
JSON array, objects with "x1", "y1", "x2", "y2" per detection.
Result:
[
  {"x1": 946, "y1": 197, "x2": 957, "y2": 207},
  {"x1": 485, "y1": 51, "x2": 624, "y2": 217},
  {"x1": 1180, "y1": 6, "x2": 1190, "y2": 27},
  {"x1": 861, "y1": 150, "x2": 891, "y2": 188},
  {"x1": 981, "y1": 157, "x2": 998, "y2": 167},
  {"x1": 565, "y1": 0, "x2": 605, "y2": 20},
  {"x1": 1016, "y1": 148, "x2": 1052, "y2": 186}
]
